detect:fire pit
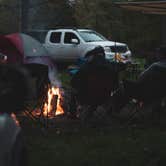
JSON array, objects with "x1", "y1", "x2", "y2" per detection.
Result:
[{"x1": 23, "y1": 85, "x2": 66, "y2": 128}]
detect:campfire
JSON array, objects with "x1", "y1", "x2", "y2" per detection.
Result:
[{"x1": 43, "y1": 86, "x2": 64, "y2": 117}]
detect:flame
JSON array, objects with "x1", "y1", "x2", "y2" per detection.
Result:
[
  {"x1": 114, "y1": 53, "x2": 126, "y2": 63},
  {"x1": 43, "y1": 86, "x2": 64, "y2": 116}
]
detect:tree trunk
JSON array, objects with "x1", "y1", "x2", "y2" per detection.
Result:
[
  {"x1": 161, "y1": 16, "x2": 166, "y2": 45},
  {"x1": 21, "y1": 0, "x2": 30, "y2": 32}
]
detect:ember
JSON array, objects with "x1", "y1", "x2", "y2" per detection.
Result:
[
  {"x1": 43, "y1": 86, "x2": 64, "y2": 117},
  {"x1": 11, "y1": 113, "x2": 20, "y2": 126}
]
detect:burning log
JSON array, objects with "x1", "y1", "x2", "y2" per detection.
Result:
[
  {"x1": 51, "y1": 94, "x2": 58, "y2": 115},
  {"x1": 43, "y1": 86, "x2": 64, "y2": 117}
]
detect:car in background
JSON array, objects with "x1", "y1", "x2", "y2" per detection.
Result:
[{"x1": 44, "y1": 28, "x2": 132, "y2": 63}]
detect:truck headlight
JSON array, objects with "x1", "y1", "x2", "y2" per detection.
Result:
[{"x1": 104, "y1": 46, "x2": 111, "y2": 52}]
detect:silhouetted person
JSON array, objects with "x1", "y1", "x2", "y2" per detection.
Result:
[
  {"x1": 71, "y1": 46, "x2": 126, "y2": 106},
  {"x1": 129, "y1": 46, "x2": 166, "y2": 102},
  {"x1": 0, "y1": 64, "x2": 28, "y2": 166}
]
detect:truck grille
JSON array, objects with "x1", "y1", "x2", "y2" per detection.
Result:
[{"x1": 110, "y1": 46, "x2": 128, "y2": 53}]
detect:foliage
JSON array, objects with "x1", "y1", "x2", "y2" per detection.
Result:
[
  {"x1": 0, "y1": 0, "x2": 20, "y2": 33},
  {"x1": 73, "y1": 0, "x2": 162, "y2": 54},
  {"x1": 0, "y1": 0, "x2": 163, "y2": 54},
  {"x1": 28, "y1": 0, "x2": 76, "y2": 29}
]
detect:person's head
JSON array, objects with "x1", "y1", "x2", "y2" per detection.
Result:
[
  {"x1": 91, "y1": 46, "x2": 105, "y2": 57},
  {"x1": 86, "y1": 46, "x2": 105, "y2": 63}
]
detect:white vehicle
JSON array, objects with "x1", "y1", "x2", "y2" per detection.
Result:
[{"x1": 44, "y1": 28, "x2": 132, "y2": 63}]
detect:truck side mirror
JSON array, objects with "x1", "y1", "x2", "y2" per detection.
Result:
[{"x1": 71, "y1": 38, "x2": 79, "y2": 45}]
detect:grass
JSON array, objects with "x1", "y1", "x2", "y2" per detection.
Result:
[{"x1": 23, "y1": 122, "x2": 166, "y2": 166}]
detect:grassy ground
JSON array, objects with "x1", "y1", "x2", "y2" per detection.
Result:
[
  {"x1": 23, "y1": 120, "x2": 166, "y2": 166},
  {"x1": 22, "y1": 58, "x2": 166, "y2": 166}
]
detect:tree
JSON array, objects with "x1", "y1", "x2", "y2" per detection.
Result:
[
  {"x1": 74, "y1": 0, "x2": 162, "y2": 54},
  {"x1": 0, "y1": 0, "x2": 20, "y2": 34},
  {"x1": 21, "y1": 0, "x2": 30, "y2": 32},
  {"x1": 0, "y1": 0, "x2": 77, "y2": 33},
  {"x1": 28, "y1": 0, "x2": 76, "y2": 30}
]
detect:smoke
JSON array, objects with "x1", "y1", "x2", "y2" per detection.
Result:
[
  {"x1": 24, "y1": 56, "x2": 61, "y2": 87},
  {"x1": 48, "y1": 65, "x2": 61, "y2": 88}
]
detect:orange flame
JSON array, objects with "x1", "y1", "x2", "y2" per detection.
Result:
[
  {"x1": 43, "y1": 87, "x2": 64, "y2": 116},
  {"x1": 114, "y1": 53, "x2": 126, "y2": 63}
]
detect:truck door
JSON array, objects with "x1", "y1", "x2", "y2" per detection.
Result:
[
  {"x1": 62, "y1": 32, "x2": 81, "y2": 62},
  {"x1": 44, "y1": 32, "x2": 63, "y2": 61}
]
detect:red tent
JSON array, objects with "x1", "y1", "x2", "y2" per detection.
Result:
[
  {"x1": 0, "y1": 35, "x2": 23, "y2": 63},
  {"x1": 0, "y1": 33, "x2": 59, "y2": 86},
  {"x1": 0, "y1": 33, "x2": 51, "y2": 65}
]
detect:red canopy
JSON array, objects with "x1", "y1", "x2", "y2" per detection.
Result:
[
  {"x1": 0, "y1": 35, "x2": 23, "y2": 63},
  {"x1": 0, "y1": 33, "x2": 49, "y2": 64}
]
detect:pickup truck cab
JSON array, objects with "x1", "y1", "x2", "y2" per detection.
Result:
[{"x1": 44, "y1": 28, "x2": 132, "y2": 63}]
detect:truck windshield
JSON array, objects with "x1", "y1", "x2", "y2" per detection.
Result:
[{"x1": 78, "y1": 31, "x2": 107, "y2": 42}]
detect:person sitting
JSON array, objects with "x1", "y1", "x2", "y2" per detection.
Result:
[
  {"x1": 126, "y1": 46, "x2": 166, "y2": 103},
  {"x1": 0, "y1": 64, "x2": 28, "y2": 166}
]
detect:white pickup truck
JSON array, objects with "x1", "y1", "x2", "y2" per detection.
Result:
[{"x1": 43, "y1": 28, "x2": 132, "y2": 63}]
